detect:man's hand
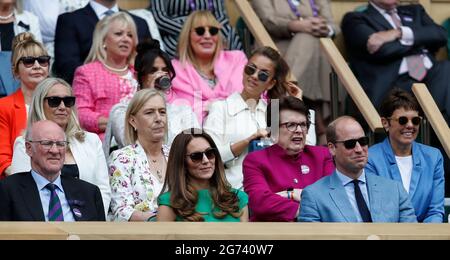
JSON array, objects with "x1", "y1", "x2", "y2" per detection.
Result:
[
  {"x1": 288, "y1": 16, "x2": 329, "y2": 37},
  {"x1": 367, "y1": 29, "x2": 401, "y2": 54}
]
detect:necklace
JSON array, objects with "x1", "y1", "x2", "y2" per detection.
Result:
[
  {"x1": 102, "y1": 62, "x2": 129, "y2": 73},
  {"x1": 0, "y1": 12, "x2": 14, "y2": 21},
  {"x1": 149, "y1": 154, "x2": 166, "y2": 183}
]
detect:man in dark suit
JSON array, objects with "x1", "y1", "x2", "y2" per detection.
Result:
[
  {"x1": 0, "y1": 120, "x2": 105, "y2": 221},
  {"x1": 342, "y1": 0, "x2": 450, "y2": 123},
  {"x1": 53, "y1": 0, "x2": 151, "y2": 84}
]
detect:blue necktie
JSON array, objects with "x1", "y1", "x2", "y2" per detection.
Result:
[
  {"x1": 352, "y1": 180, "x2": 372, "y2": 223},
  {"x1": 46, "y1": 183, "x2": 64, "y2": 221},
  {"x1": 104, "y1": 9, "x2": 114, "y2": 17}
]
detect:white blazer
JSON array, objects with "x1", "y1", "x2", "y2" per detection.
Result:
[
  {"x1": 11, "y1": 132, "x2": 111, "y2": 218},
  {"x1": 14, "y1": 10, "x2": 43, "y2": 44}
]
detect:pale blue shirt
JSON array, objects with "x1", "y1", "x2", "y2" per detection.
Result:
[
  {"x1": 89, "y1": 0, "x2": 119, "y2": 20},
  {"x1": 335, "y1": 170, "x2": 370, "y2": 223},
  {"x1": 31, "y1": 170, "x2": 75, "y2": 222}
]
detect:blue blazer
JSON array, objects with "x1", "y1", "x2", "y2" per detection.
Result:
[
  {"x1": 298, "y1": 171, "x2": 417, "y2": 222},
  {"x1": 365, "y1": 138, "x2": 445, "y2": 223}
]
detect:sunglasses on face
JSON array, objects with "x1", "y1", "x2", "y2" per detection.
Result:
[
  {"x1": 194, "y1": 26, "x2": 219, "y2": 36},
  {"x1": 44, "y1": 96, "x2": 76, "y2": 108},
  {"x1": 244, "y1": 64, "x2": 270, "y2": 82},
  {"x1": 335, "y1": 136, "x2": 369, "y2": 149},
  {"x1": 388, "y1": 116, "x2": 422, "y2": 126},
  {"x1": 186, "y1": 148, "x2": 216, "y2": 163},
  {"x1": 19, "y1": 55, "x2": 51, "y2": 68}
]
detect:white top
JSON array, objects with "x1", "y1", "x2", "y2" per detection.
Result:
[
  {"x1": 395, "y1": 155, "x2": 413, "y2": 193},
  {"x1": 103, "y1": 100, "x2": 200, "y2": 158},
  {"x1": 11, "y1": 132, "x2": 111, "y2": 218},
  {"x1": 129, "y1": 9, "x2": 166, "y2": 51},
  {"x1": 13, "y1": 10, "x2": 43, "y2": 44}
]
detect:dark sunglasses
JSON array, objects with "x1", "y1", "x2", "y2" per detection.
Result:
[
  {"x1": 19, "y1": 55, "x2": 51, "y2": 68},
  {"x1": 194, "y1": 26, "x2": 219, "y2": 36},
  {"x1": 244, "y1": 64, "x2": 270, "y2": 82},
  {"x1": 44, "y1": 96, "x2": 76, "y2": 108},
  {"x1": 335, "y1": 136, "x2": 369, "y2": 149},
  {"x1": 186, "y1": 148, "x2": 216, "y2": 163},
  {"x1": 388, "y1": 116, "x2": 422, "y2": 126}
]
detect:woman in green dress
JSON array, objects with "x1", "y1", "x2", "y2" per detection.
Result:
[{"x1": 157, "y1": 128, "x2": 249, "y2": 222}]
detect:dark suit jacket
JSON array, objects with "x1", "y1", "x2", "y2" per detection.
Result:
[
  {"x1": 53, "y1": 4, "x2": 151, "y2": 84},
  {"x1": 341, "y1": 4, "x2": 447, "y2": 107},
  {"x1": 0, "y1": 172, "x2": 105, "y2": 221}
]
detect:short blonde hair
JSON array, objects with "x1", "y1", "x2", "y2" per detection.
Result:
[
  {"x1": 124, "y1": 89, "x2": 167, "y2": 145},
  {"x1": 11, "y1": 32, "x2": 48, "y2": 76},
  {"x1": 177, "y1": 10, "x2": 223, "y2": 70},
  {"x1": 85, "y1": 11, "x2": 138, "y2": 64},
  {"x1": 28, "y1": 77, "x2": 85, "y2": 142}
]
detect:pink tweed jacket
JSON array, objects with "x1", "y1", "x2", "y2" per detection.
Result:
[
  {"x1": 168, "y1": 50, "x2": 247, "y2": 123},
  {"x1": 73, "y1": 61, "x2": 136, "y2": 140}
]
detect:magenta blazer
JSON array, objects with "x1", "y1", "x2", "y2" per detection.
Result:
[
  {"x1": 73, "y1": 61, "x2": 136, "y2": 140},
  {"x1": 243, "y1": 144, "x2": 334, "y2": 221},
  {"x1": 168, "y1": 50, "x2": 247, "y2": 123}
]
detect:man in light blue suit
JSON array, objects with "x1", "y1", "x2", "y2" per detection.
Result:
[
  {"x1": 365, "y1": 89, "x2": 444, "y2": 223},
  {"x1": 298, "y1": 116, "x2": 417, "y2": 222},
  {"x1": 0, "y1": 52, "x2": 20, "y2": 97}
]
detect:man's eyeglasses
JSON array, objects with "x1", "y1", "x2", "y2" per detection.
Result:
[
  {"x1": 28, "y1": 140, "x2": 69, "y2": 150},
  {"x1": 186, "y1": 148, "x2": 216, "y2": 163},
  {"x1": 335, "y1": 136, "x2": 369, "y2": 149},
  {"x1": 19, "y1": 55, "x2": 51, "y2": 68},
  {"x1": 44, "y1": 96, "x2": 76, "y2": 108},
  {"x1": 194, "y1": 26, "x2": 219, "y2": 36},
  {"x1": 244, "y1": 64, "x2": 270, "y2": 82},
  {"x1": 388, "y1": 116, "x2": 422, "y2": 126},
  {"x1": 280, "y1": 121, "x2": 308, "y2": 132}
]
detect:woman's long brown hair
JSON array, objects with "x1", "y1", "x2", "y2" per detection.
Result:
[{"x1": 160, "y1": 129, "x2": 242, "y2": 221}]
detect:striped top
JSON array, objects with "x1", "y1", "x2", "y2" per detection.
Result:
[{"x1": 150, "y1": 0, "x2": 242, "y2": 58}]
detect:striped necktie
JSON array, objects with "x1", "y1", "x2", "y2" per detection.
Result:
[
  {"x1": 388, "y1": 10, "x2": 427, "y2": 81},
  {"x1": 46, "y1": 183, "x2": 64, "y2": 221}
]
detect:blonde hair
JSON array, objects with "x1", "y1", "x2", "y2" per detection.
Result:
[
  {"x1": 177, "y1": 10, "x2": 223, "y2": 71},
  {"x1": 11, "y1": 32, "x2": 48, "y2": 76},
  {"x1": 28, "y1": 77, "x2": 85, "y2": 142},
  {"x1": 85, "y1": 11, "x2": 138, "y2": 64},
  {"x1": 124, "y1": 89, "x2": 167, "y2": 145}
]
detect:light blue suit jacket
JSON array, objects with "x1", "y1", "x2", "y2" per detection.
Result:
[
  {"x1": 0, "y1": 52, "x2": 20, "y2": 96},
  {"x1": 298, "y1": 171, "x2": 417, "y2": 222},
  {"x1": 365, "y1": 138, "x2": 445, "y2": 223}
]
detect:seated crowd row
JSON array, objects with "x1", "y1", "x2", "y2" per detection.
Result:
[{"x1": 0, "y1": 2, "x2": 446, "y2": 223}]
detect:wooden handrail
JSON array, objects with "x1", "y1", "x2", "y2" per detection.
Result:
[
  {"x1": 320, "y1": 38, "x2": 384, "y2": 132},
  {"x1": 412, "y1": 83, "x2": 450, "y2": 157}
]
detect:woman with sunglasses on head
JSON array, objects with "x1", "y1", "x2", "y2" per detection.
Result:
[
  {"x1": 9, "y1": 77, "x2": 111, "y2": 218},
  {"x1": 243, "y1": 96, "x2": 334, "y2": 221},
  {"x1": 365, "y1": 89, "x2": 445, "y2": 223},
  {"x1": 103, "y1": 39, "x2": 199, "y2": 156},
  {"x1": 72, "y1": 12, "x2": 138, "y2": 141},
  {"x1": 157, "y1": 129, "x2": 248, "y2": 222},
  {"x1": 108, "y1": 89, "x2": 170, "y2": 222},
  {"x1": 168, "y1": 10, "x2": 247, "y2": 123},
  {"x1": 150, "y1": 0, "x2": 242, "y2": 58},
  {"x1": 0, "y1": 32, "x2": 48, "y2": 178}
]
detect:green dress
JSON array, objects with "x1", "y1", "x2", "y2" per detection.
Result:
[{"x1": 158, "y1": 189, "x2": 248, "y2": 222}]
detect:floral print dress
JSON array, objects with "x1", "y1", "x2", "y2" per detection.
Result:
[{"x1": 108, "y1": 142, "x2": 170, "y2": 221}]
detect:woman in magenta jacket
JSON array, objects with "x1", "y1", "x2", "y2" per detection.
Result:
[{"x1": 243, "y1": 96, "x2": 334, "y2": 221}]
